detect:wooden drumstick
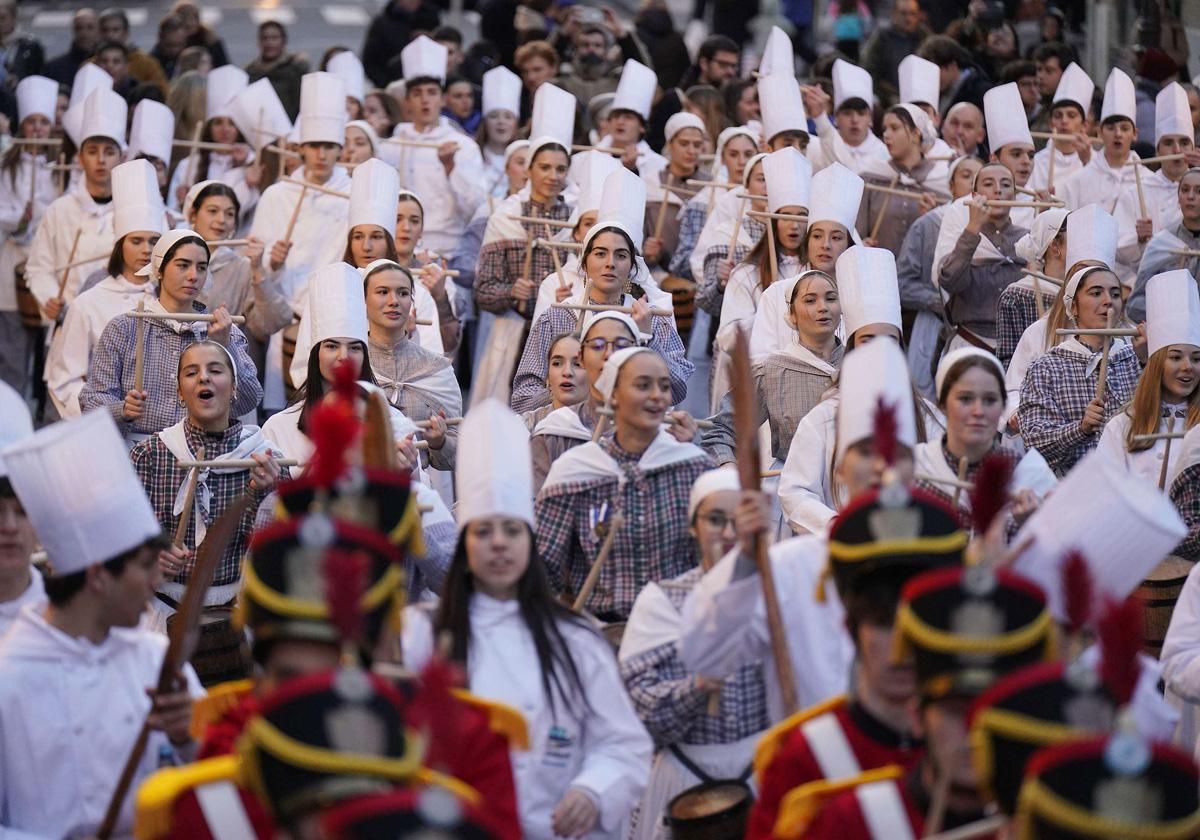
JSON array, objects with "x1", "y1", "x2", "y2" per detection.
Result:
[
  {"x1": 1158, "y1": 414, "x2": 1176, "y2": 491},
  {"x1": 870, "y1": 174, "x2": 899, "y2": 243},
  {"x1": 765, "y1": 213, "x2": 778, "y2": 286},
  {"x1": 952, "y1": 456, "x2": 969, "y2": 508},
  {"x1": 173, "y1": 446, "x2": 204, "y2": 548},
  {"x1": 517, "y1": 231, "x2": 535, "y2": 316},
  {"x1": 55, "y1": 229, "x2": 81, "y2": 301},
  {"x1": 184, "y1": 120, "x2": 203, "y2": 191},
  {"x1": 653, "y1": 181, "x2": 672, "y2": 242},
  {"x1": 572, "y1": 511, "x2": 625, "y2": 611},
  {"x1": 1095, "y1": 308, "x2": 1116, "y2": 402},
  {"x1": 1133, "y1": 161, "x2": 1148, "y2": 221},
  {"x1": 283, "y1": 183, "x2": 308, "y2": 244},
  {"x1": 133, "y1": 300, "x2": 147, "y2": 391},
  {"x1": 545, "y1": 223, "x2": 569, "y2": 290}
]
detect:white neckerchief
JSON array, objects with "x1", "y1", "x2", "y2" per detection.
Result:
[
  {"x1": 541, "y1": 429, "x2": 705, "y2": 493},
  {"x1": 143, "y1": 296, "x2": 207, "y2": 337},
  {"x1": 532, "y1": 405, "x2": 592, "y2": 441},
  {"x1": 1056, "y1": 336, "x2": 1110, "y2": 378}
]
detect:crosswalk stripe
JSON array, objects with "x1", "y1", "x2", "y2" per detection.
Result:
[
  {"x1": 123, "y1": 7, "x2": 148, "y2": 26},
  {"x1": 321, "y1": 5, "x2": 370, "y2": 26},
  {"x1": 200, "y1": 8, "x2": 223, "y2": 27},
  {"x1": 31, "y1": 11, "x2": 75, "y2": 28},
  {"x1": 249, "y1": 7, "x2": 296, "y2": 25}
]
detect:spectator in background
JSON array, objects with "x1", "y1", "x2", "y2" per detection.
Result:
[
  {"x1": 432, "y1": 26, "x2": 465, "y2": 78},
  {"x1": 941, "y1": 101, "x2": 986, "y2": 156},
  {"x1": 1029, "y1": 41, "x2": 1074, "y2": 133},
  {"x1": 635, "y1": 0, "x2": 689, "y2": 90},
  {"x1": 43, "y1": 9, "x2": 101, "y2": 85},
  {"x1": 94, "y1": 42, "x2": 137, "y2": 102},
  {"x1": 170, "y1": 2, "x2": 228, "y2": 68},
  {"x1": 0, "y1": 0, "x2": 45, "y2": 90},
  {"x1": 362, "y1": 0, "x2": 441, "y2": 88},
  {"x1": 443, "y1": 76, "x2": 479, "y2": 133},
  {"x1": 1002, "y1": 59, "x2": 1039, "y2": 121},
  {"x1": 826, "y1": 0, "x2": 874, "y2": 61},
  {"x1": 862, "y1": 0, "x2": 929, "y2": 92},
  {"x1": 683, "y1": 85, "x2": 726, "y2": 151},
  {"x1": 176, "y1": 45, "x2": 211, "y2": 75},
  {"x1": 918, "y1": 34, "x2": 991, "y2": 114},
  {"x1": 679, "y1": 35, "x2": 739, "y2": 91},
  {"x1": 722, "y1": 77, "x2": 758, "y2": 125},
  {"x1": 244, "y1": 21, "x2": 309, "y2": 120},
  {"x1": 150, "y1": 15, "x2": 187, "y2": 81},
  {"x1": 363, "y1": 89, "x2": 402, "y2": 137},
  {"x1": 1183, "y1": 83, "x2": 1200, "y2": 136},
  {"x1": 1024, "y1": 7, "x2": 1066, "y2": 57},
  {"x1": 515, "y1": 39, "x2": 558, "y2": 119},
  {"x1": 976, "y1": 20, "x2": 1019, "y2": 82},
  {"x1": 98, "y1": 9, "x2": 168, "y2": 94},
  {"x1": 1134, "y1": 47, "x2": 1179, "y2": 143},
  {"x1": 556, "y1": 15, "x2": 650, "y2": 111}
]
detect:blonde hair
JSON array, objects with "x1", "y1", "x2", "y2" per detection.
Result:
[{"x1": 1124, "y1": 347, "x2": 1200, "y2": 452}]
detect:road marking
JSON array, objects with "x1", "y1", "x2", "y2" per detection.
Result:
[
  {"x1": 249, "y1": 7, "x2": 296, "y2": 25},
  {"x1": 123, "y1": 7, "x2": 148, "y2": 26},
  {"x1": 32, "y1": 11, "x2": 75, "y2": 27},
  {"x1": 200, "y1": 8, "x2": 223, "y2": 27},
  {"x1": 322, "y1": 5, "x2": 370, "y2": 26}
]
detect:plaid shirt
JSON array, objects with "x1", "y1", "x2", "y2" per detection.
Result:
[
  {"x1": 509, "y1": 301, "x2": 694, "y2": 414},
  {"x1": 757, "y1": 351, "x2": 842, "y2": 462},
  {"x1": 667, "y1": 201, "x2": 706, "y2": 280},
  {"x1": 531, "y1": 401, "x2": 609, "y2": 493},
  {"x1": 697, "y1": 217, "x2": 764, "y2": 318},
  {"x1": 474, "y1": 199, "x2": 572, "y2": 319},
  {"x1": 535, "y1": 437, "x2": 713, "y2": 619},
  {"x1": 620, "y1": 567, "x2": 770, "y2": 747},
  {"x1": 1171, "y1": 464, "x2": 1200, "y2": 562},
  {"x1": 914, "y1": 439, "x2": 1022, "y2": 540},
  {"x1": 1018, "y1": 343, "x2": 1141, "y2": 475},
  {"x1": 995, "y1": 285, "x2": 1054, "y2": 368},
  {"x1": 130, "y1": 421, "x2": 267, "y2": 587},
  {"x1": 79, "y1": 307, "x2": 262, "y2": 436}
]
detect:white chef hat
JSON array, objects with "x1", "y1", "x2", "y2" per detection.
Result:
[
  {"x1": 482, "y1": 65, "x2": 521, "y2": 117},
  {"x1": 809, "y1": 163, "x2": 864, "y2": 244},
  {"x1": 758, "y1": 74, "x2": 808, "y2": 145},
  {"x1": 16, "y1": 75, "x2": 56, "y2": 123},
  {"x1": 934, "y1": 347, "x2": 1005, "y2": 400},
  {"x1": 292, "y1": 262, "x2": 370, "y2": 382},
  {"x1": 892, "y1": 102, "x2": 936, "y2": 147},
  {"x1": 1012, "y1": 449, "x2": 1185, "y2": 623},
  {"x1": 206, "y1": 64, "x2": 249, "y2": 121},
  {"x1": 327, "y1": 50, "x2": 366, "y2": 105},
  {"x1": 134, "y1": 229, "x2": 209, "y2": 282},
  {"x1": 610, "y1": 59, "x2": 657, "y2": 121},
  {"x1": 984, "y1": 82, "x2": 1034, "y2": 152},
  {"x1": 1064, "y1": 204, "x2": 1118, "y2": 275},
  {"x1": 665, "y1": 112, "x2": 706, "y2": 145},
  {"x1": 456, "y1": 400, "x2": 534, "y2": 527},
  {"x1": 74, "y1": 86, "x2": 127, "y2": 149},
  {"x1": 0, "y1": 381, "x2": 33, "y2": 479},
  {"x1": 528, "y1": 82, "x2": 576, "y2": 162},
  {"x1": 835, "y1": 246, "x2": 902, "y2": 341},
  {"x1": 1155, "y1": 82, "x2": 1194, "y2": 143},
  {"x1": 1051, "y1": 62, "x2": 1094, "y2": 114},
  {"x1": 763, "y1": 146, "x2": 811, "y2": 213},
  {"x1": 1015, "y1": 207, "x2": 1068, "y2": 266},
  {"x1": 1146, "y1": 270, "x2": 1200, "y2": 357},
  {"x1": 569, "y1": 150, "x2": 622, "y2": 225},
  {"x1": 832, "y1": 59, "x2": 873, "y2": 110},
  {"x1": 595, "y1": 346, "x2": 656, "y2": 402},
  {"x1": 758, "y1": 26, "x2": 792, "y2": 78},
  {"x1": 401, "y1": 35, "x2": 448, "y2": 85},
  {"x1": 299, "y1": 72, "x2": 347, "y2": 145},
  {"x1": 582, "y1": 167, "x2": 647, "y2": 252},
  {"x1": 898, "y1": 54, "x2": 940, "y2": 110},
  {"x1": 344, "y1": 119, "x2": 379, "y2": 154},
  {"x1": 349, "y1": 157, "x2": 400, "y2": 232},
  {"x1": 580, "y1": 309, "x2": 640, "y2": 342},
  {"x1": 836, "y1": 337, "x2": 916, "y2": 463},
  {"x1": 228, "y1": 78, "x2": 293, "y2": 150},
  {"x1": 63, "y1": 62, "x2": 112, "y2": 145},
  {"x1": 1, "y1": 410, "x2": 162, "y2": 575},
  {"x1": 112, "y1": 159, "x2": 166, "y2": 239},
  {"x1": 687, "y1": 467, "x2": 741, "y2": 520},
  {"x1": 1100, "y1": 68, "x2": 1136, "y2": 124},
  {"x1": 127, "y1": 99, "x2": 175, "y2": 165}
]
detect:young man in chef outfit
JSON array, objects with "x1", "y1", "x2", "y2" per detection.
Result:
[{"x1": 0, "y1": 383, "x2": 42, "y2": 636}]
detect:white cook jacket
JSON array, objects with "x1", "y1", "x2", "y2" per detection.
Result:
[
  {"x1": 24, "y1": 181, "x2": 115, "y2": 314},
  {"x1": 778, "y1": 396, "x2": 841, "y2": 536},
  {"x1": 403, "y1": 593, "x2": 651, "y2": 840},
  {"x1": 0, "y1": 153, "x2": 56, "y2": 313},
  {"x1": 1059, "y1": 151, "x2": 1146, "y2": 214},
  {"x1": 0, "y1": 606, "x2": 203, "y2": 840},
  {"x1": 45, "y1": 275, "x2": 154, "y2": 417},
  {"x1": 1095, "y1": 411, "x2": 1183, "y2": 488}
]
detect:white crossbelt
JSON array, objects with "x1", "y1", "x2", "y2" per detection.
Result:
[{"x1": 801, "y1": 712, "x2": 862, "y2": 779}]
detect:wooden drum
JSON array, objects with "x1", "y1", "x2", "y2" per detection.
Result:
[
  {"x1": 280, "y1": 319, "x2": 300, "y2": 403},
  {"x1": 1139, "y1": 554, "x2": 1193, "y2": 658},
  {"x1": 659, "y1": 275, "x2": 696, "y2": 345},
  {"x1": 168, "y1": 606, "x2": 251, "y2": 687},
  {"x1": 601, "y1": 621, "x2": 626, "y2": 654},
  {"x1": 14, "y1": 261, "x2": 43, "y2": 328},
  {"x1": 666, "y1": 780, "x2": 753, "y2": 840}
]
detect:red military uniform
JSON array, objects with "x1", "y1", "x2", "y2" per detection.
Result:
[{"x1": 747, "y1": 695, "x2": 922, "y2": 840}]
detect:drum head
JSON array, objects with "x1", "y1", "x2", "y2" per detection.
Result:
[{"x1": 667, "y1": 780, "x2": 752, "y2": 840}]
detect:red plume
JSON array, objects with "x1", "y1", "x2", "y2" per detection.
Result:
[
  {"x1": 407, "y1": 653, "x2": 467, "y2": 770},
  {"x1": 330, "y1": 356, "x2": 359, "y2": 401},
  {"x1": 873, "y1": 397, "x2": 898, "y2": 466},
  {"x1": 323, "y1": 548, "x2": 368, "y2": 649},
  {"x1": 306, "y1": 394, "x2": 360, "y2": 487},
  {"x1": 1061, "y1": 550, "x2": 1094, "y2": 636},
  {"x1": 969, "y1": 454, "x2": 1013, "y2": 537},
  {"x1": 1098, "y1": 595, "x2": 1144, "y2": 707}
]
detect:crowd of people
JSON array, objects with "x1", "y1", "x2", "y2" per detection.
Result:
[{"x1": 3, "y1": 0, "x2": 1200, "y2": 837}]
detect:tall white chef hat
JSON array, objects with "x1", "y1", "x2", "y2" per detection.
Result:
[
  {"x1": 836, "y1": 337, "x2": 917, "y2": 463},
  {"x1": 758, "y1": 26, "x2": 792, "y2": 78},
  {"x1": 529, "y1": 82, "x2": 576, "y2": 162},
  {"x1": 582, "y1": 167, "x2": 647, "y2": 252},
  {"x1": 327, "y1": 50, "x2": 366, "y2": 106},
  {"x1": 482, "y1": 65, "x2": 521, "y2": 117},
  {"x1": 1155, "y1": 82, "x2": 1194, "y2": 143},
  {"x1": 763, "y1": 146, "x2": 812, "y2": 213},
  {"x1": 455, "y1": 400, "x2": 534, "y2": 527},
  {"x1": 1015, "y1": 207, "x2": 1068, "y2": 266},
  {"x1": 308, "y1": 262, "x2": 370, "y2": 346},
  {"x1": 1146, "y1": 270, "x2": 1200, "y2": 357},
  {"x1": 1100, "y1": 68, "x2": 1136, "y2": 124},
  {"x1": 299, "y1": 72, "x2": 347, "y2": 146},
  {"x1": 809, "y1": 163, "x2": 864, "y2": 244},
  {"x1": 62, "y1": 64, "x2": 112, "y2": 146},
  {"x1": 74, "y1": 86, "x2": 127, "y2": 149},
  {"x1": 1051, "y1": 62, "x2": 1094, "y2": 114},
  {"x1": 206, "y1": 64, "x2": 249, "y2": 121},
  {"x1": 228, "y1": 78, "x2": 293, "y2": 150},
  {"x1": 1012, "y1": 449, "x2": 1185, "y2": 623},
  {"x1": 15, "y1": 75, "x2": 56, "y2": 123},
  {"x1": 984, "y1": 82, "x2": 1034, "y2": 152},
  {"x1": 0, "y1": 381, "x2": 33, "y2": 479},
  {"x1": 610, "y1": 59, "x2": 657, "y2": 121},
  {"x1": 568, "y1": 149, "x2": 622, "y2": 225},
  {"x1": 112, "y1": 159, "x2": 166, "y2": 239},
  {"x1": 835, "y1": 246, "x2": 903, "y2": 341},
  {"x1": 898, "y1": 54, "x2": 940, "y2": 110},
  {"x1": 127, "y1": 99, "x2": 176, "y2": 165},
  {"x1": 687, "y1": 467, "x2": 741, "y2": 520},
  {"x1": 349, "y1": 157, "x2": 400, "y2": 233},
  {"x1": 758, "y1": 73, "x2": 808, "y2": 145},
  {"x1": 833, "y1": 58, "x2": 873, "y2": 110},
  {"x1": 1, "y1": 410, "x2": 162, "y2": 576},
  {"x1": 1064, "y1": 204, "x2": 1118, "y2": 275},
  {"x1": 402, "y1": 35, "x2": 448, "y2": 85}
]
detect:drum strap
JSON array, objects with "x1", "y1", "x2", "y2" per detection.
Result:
[
  {"x1": 195, "y1": 781, "x2": 258, "y2": 840},
  {"x1": 801, "y1": 712, "x2": 861, "y2": 780},
  {"x1": 855, "y1": 780, "x2": 914, "y2": 840},
  {"x1": 668, "y1": 744, "x2": 752, "y2": 784}
]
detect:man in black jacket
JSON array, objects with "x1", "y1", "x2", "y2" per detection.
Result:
[
  {"x1": 362, "y1": 0, "x2": 442, "y2": 88},
  {"x1": 42, "y1": 9, "x2": 100, "y2": 86},
  {"x1": 917, "y1": 34, "x2": 992, "y2": 115}
]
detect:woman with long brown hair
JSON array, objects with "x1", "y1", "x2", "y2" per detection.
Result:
[{"x1": 167, "y1": 66, "x2": 251, "y2": 211}]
